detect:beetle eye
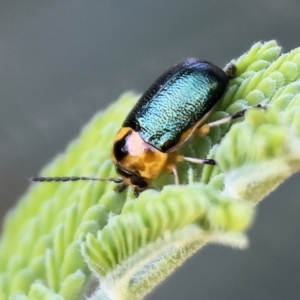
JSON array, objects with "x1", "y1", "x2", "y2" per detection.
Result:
[
  {"x1": 114, "y1": 130, "x2": 132, "y2": 161},
  {"x1": 115, "y1": 165, "x2": 147, "y2": 189}
]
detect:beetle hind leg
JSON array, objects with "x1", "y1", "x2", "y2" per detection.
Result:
[{"x1": 196, "y1": 104, "x2": 266, "y2": 136}]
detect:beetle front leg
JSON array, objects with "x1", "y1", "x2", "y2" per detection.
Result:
[
  {"x1": 165, "y1": 163, "x2": 180, "y2": 185},
  {"x1": 133, "y1": 188, "x2": 140, "y2": 198}
]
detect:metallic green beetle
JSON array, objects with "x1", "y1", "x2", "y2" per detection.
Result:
[
  {"x1": 32, "y1": 58, "x2": 238, "y2": 197},
  {"x1": 112, "y1": 58, "x2": 233, "y2": 196}
]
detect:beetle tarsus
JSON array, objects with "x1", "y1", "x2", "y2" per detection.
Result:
[
  {"x1": 231, "y1": 104, "x2": 267, "y2": 120},
  {"x1": 134, "y1": 189, "x2": 139, "y2": 198},
  {"x1": 231, "y1": 109, "x2": 247, "y2": 120},
  {"x1": 203, "y1": 158, "x2": 217, "y2": 165},
  {"x1": 115, "y1": 182, "x2": 128, "y2": 193},
  {"x1": 224, "y1": 63, "x2": 237, "y2": 79}
]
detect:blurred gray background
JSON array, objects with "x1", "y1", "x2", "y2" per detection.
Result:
[{"x1": 1, "y1": 1, "x2": 300, "y2": 299}]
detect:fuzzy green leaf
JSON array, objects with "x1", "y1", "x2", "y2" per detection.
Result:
[{"x1": 1, "y1": 41, "x2": 300, "y2": 300}]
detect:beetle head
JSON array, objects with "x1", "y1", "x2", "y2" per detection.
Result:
[{"x1": 112, "y1": 127, "x2": 168, "y2": 192}]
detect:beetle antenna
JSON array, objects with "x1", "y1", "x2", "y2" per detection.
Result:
[{"x1": 29, "y1": 176, "x2": 123, "y2": 184}]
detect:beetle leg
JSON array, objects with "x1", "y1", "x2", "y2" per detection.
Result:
[
  {"x1": 134, "y1": 188, "x2": 140, "y2": 198},
  {"x1": 172, "y1": 165, "x2": 179, "y2": 185},
  {"x1": 176, "y1": 155, "x2": 216, "y2": 165},
  {"x1": 196, "y1": 104, "x2": 266, "y2": 135},
  {"x1": 224, "y1": 63, "x2": 237, "y2": 79},
  {"x1": 115, "y1": 182, "x2": 128, "y2": 193},
  {"x1": 165, "y1": 163, "x2": 180, "y2": 185}
]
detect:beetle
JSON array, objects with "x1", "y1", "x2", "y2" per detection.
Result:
[{"x1": 31, "y1": 58, "x2": 242, "y2": 197}]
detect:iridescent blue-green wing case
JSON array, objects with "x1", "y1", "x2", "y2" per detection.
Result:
[{"x1": 123, "y1": 58, "x2": 229, "y2": 152}]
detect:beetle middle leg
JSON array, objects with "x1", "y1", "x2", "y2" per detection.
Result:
[
  {"x1": 165, "y1": 156, "x2": 216, "y2": 185},
  {"x1": 174, "y1": 155, "x2": 216, "y2": 166}
]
